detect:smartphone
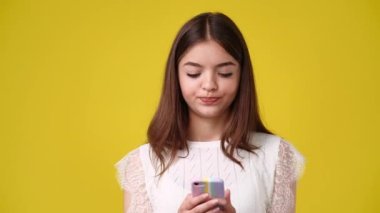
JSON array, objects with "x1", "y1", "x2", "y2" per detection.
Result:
[{"x1": 191, "y1": 178, "x2": 224, "y2": 198}]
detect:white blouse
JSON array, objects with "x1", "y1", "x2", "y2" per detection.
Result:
[{"x1": 115, "y1": 132, "x2": 305, "y2": 213}]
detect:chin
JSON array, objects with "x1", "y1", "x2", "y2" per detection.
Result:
[{"x1": 193, "y1": 110, "x2": 226, "y2": 120}]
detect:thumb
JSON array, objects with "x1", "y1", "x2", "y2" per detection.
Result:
[{"x1": 225, "y1": 189, "x2": 231, "y2": 203}]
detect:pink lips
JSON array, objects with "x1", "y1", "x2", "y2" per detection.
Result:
[{"x1": 199, "y1": 97, "x2": 220, "y2": 105}]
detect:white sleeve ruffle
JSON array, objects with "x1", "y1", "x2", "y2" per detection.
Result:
[
  {"x1": 115, "y1": 149, "x2": 153, "y2": 213},
  {"x1": 268, "y1": 140, "x2": 305, "y2": 213}
]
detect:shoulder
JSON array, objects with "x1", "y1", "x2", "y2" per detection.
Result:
[
  {"x1": 249, "y1": 132, "x2": 282, "y2": 159},
  {"x1": 114, "y1": 144, "x2": 150, "y2": 190},
  {"x1": 250, "y1": 132, "x2": 282, "y2": 149},
  {"x1": 250, "y1": 132, "x2": 305, "y2": 180},
  {"x1": 115, "y1": 144, "x2": 150, "y2": 164},
  {"x1": 248, "y1": 132, "x2": 282, "y2": 172},
  {"x1": 250, "y1": 132, "x2": 303, "y2": 156}
]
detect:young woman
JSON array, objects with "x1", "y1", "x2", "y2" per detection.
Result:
[{"x1": 115, "y1": 12, "x2": 304, "y2": 213}]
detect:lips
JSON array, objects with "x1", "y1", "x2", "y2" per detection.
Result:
[{"x1": 199, "y1": 97, "x2": 220, "y2": 104}]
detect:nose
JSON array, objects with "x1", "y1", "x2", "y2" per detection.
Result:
[{"x1": 202, "y1": 72, "x2": 218, "y2": 92}]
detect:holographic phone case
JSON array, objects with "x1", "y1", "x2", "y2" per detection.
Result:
[{"x1": 191, "y1": 178, "x2": 224, "y2": 198}]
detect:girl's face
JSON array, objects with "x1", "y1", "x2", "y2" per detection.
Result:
[{"x1": 178, "y1": 40, "x2": 240, "y2": 122}]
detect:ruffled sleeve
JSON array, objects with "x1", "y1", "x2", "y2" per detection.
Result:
[
  {"x1": 115, "y1": 149, "x2": 153, "y2": 213},
  {"x1": 267, "y1": 140, "x2": 305, "y2": 213}
]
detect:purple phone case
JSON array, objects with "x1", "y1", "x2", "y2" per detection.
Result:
[{"x1": 191, "y1": 178, "x2": 224, "y2": 198}]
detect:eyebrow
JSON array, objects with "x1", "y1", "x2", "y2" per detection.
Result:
[{"x1": 183, "y1": 61, "x2": 236, "y2": 68}]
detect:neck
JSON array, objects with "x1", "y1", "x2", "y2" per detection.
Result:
[{"x1": 187, "y1": 114, "x2": 228, "y2": 142}]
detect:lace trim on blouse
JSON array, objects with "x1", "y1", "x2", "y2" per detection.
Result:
[
  {"x1": 115, "y1": 149, "x2": 153, "y2": 213},
  {"x1": 115, "y1": 140, "x2": 304, "y2": 213},
  {"x1": 267, "y1": 140, "x2": 305, "y2": 213}
]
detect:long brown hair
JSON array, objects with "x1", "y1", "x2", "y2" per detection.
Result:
[{"x1": 147, "y1": 12, "x2": 271, "y2": 175}]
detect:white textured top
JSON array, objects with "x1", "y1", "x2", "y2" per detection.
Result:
[{"x1": 115, "y1": 132, "x2": 305, "y2": 213}]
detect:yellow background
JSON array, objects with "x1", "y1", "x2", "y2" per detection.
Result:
[{"x1": 1, "y1": 0, "x2": 379, "y2": 212}]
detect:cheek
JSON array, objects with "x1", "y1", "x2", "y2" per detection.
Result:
[
  {"x1": 222, "y1": 79, "x2": 239, "y2": 95},
  {"x1": 179, "y1": 76, "x2": 194, "y2": 99},
  {"x1": 224, "y1": 82, "x2": 240, "y2": 103}
]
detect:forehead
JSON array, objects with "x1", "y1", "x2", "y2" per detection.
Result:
[{"x1": 179, "y1": 40, "x2": 238, "y2": 67}]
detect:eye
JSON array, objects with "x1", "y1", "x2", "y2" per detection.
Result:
[
  {"x1": 187, "y1": 73, "x2": 201, "y2": 78},
  {"x1": 219, "y1": 73, "x2": 233, "y2": 78}
]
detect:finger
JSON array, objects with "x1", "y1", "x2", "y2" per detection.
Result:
[
  {"x1": 222, "y1": 189, "x2": 236, "y2": 212},
  {"x1": 213, "y1": 189, "x2": 231, "y2": 209},
  {"x1": 225, "y1": 189, "x2": 231, "y2": 203},
  {"x1": 182, "y1": 193, "x2": 210, "y2": 210},
  {"x1": 205, "y1": 207, "x2": 221, "y2": 213},
  {"x1": 192, "y1": 198, "x2": 219, "y2": 213},
  {"x1": 215, "y1": 189, "x2": 232, "y2": 211},
  {"x1": 212, "y1": 199, "x2": 226, "y2": 212}
]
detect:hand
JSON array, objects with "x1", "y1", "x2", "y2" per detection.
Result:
[
  {"x1": 178, "y1": 193, "x2": 217, "y2": 213},
  {"x1": 213, "y1": 189, "x2": 236, "y2": 213},
  {"x1": 178, "y1": 189, "x2": 236, "y2": 213}
]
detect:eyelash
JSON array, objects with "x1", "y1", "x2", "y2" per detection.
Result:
[
  {"x1": 187, "y1": 73, "x2": 201, "y2": 78},
  {"x1": 186, "y1": 73, "x2": 233, "y2": 78},
  {"x1": 219, "y1": 73, "x2": 233, "y2": 78}
]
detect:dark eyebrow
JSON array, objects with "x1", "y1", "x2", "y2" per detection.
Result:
[
  {"x1": 215, "y1": 61, "x2": 236, "y2": 68},
  {"x1": 183, "y1": 62, "x2": 203, "y2": 68},
  {"x1": 183, "y1": 61, "x2": 237, "y2": 68}
]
